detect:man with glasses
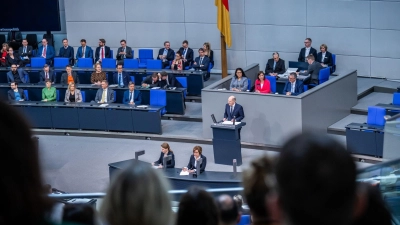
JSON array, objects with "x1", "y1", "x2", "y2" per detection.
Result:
[
  {"x1": 7, "y1": 64, "x2": 29, "y2": 84},
  {"x1": 113, "y1": 64, "x2": 129, "y2": 87},
  {"x1": 282, "y1": 72, "x2": 304, "y2": 96},
  {"x1": 298, "y1": 38, "x2": 317, "y2": 62},
  {"x1": 157, "y1": 41, "x2": 175, "y2": 69},
  {"x1": 37, "y1": 38, "x2": 55, "y2": 65},
  {"x1": 265, "y1": 52, "x2": 285, "y2": 76},
  {"x1": 116, "y1": 39, "x2": 133, "y2": 65},
  {"x1": 18, "y1": 39, "x2": 33, "y2": 66}
]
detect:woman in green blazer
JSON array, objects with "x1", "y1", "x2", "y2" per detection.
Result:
[{"x1": 42, "y1": 79, "x2": 57, "y2": 102}]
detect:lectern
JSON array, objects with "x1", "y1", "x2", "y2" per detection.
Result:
[{"x1": 211, "y1": 122, "x2": 246, "y2": 166}]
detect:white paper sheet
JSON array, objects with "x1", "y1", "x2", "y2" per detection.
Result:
[
  {"x1": 180, "y1": 171, "x2": 189, "y2": 176},
  {"x1": 222, "y1": 121, "x2": 241, "y2": 125}
]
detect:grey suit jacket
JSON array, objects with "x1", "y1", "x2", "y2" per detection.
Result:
[
  {"x1": 95, "y1": 88, "x2": 114, "y2": 103},
  {"x1": 116, "y1": 46, "x2": 133, "y2": 60},
  {"x1": 308, "y1": 61, "x2": 323, "y2": 82},
  {"x1": 60, "y1": 72, "x2": 80, "y2": 85},
  {"x1": 65, "y1": 89, "x2": 82, "y2": 102},
  {"x1": 7, "y1": 70, "x2": 28, "y2": 83}
]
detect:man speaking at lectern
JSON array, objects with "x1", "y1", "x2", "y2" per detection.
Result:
[{"x1": 223, "y1": 96, "x2": 245, "y2": 122}]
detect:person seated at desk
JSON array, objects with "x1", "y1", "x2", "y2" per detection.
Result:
[
  {"x1": 160, "y1": 71, "x2": 182, "y2": 88},
  {"x1": 298, "y1": 37, "x2": 317, "y2": 62},
  {"x1": 171, "y1": 52, "x2": 183, "y2": 71},
  {"x1": 116, "y1": 39, "x2": 133, "y2": 65},
  {"x1": 123, "y1": 81, "x2": 142, "y2": 105},
  {"x1": 6, "y1": 47, "x2": 23, "y2": 67},
  {"x1": 182, "y1": 146, "x2": 207, "y2": 173},
  {"x1": 37, "y1": 38, "x2": 55, "y2": 65},
  {"x1": 192, "y1": 48, "x2": 210, "y2": 72},
  {"x1": 177, "y1": 40, "x2": 194, "y2": 68},
  {"x1": 19, "y1": 39, "x2": 33, "y2": 66},
  {"x1": 297, "y1": 55, "x2": 323, "y2": 85},
  {"x1": 255, "y1": 71, "x2": 271, "y2": 94},
  {"x1": 64, "y1": 82, "x2": 82, "y2": 103},
  {"x1": 265, "y1": 52, "x2": 285, "y2": 76},
  {"x1": 152, "y1": 142, "x2": 175, "y2": 169},
  {"x1": 113, "y1": 64, "x2": 129, "y2": 87},
  {"x1": 59, "y1": 38, "x2": 75, "y2": 65},
  {"x1": 141, "y1": 72, "x2": 161, "y2": 88},
  {"x1": 157, "y1": 41, "x2": 175, "y2": 69},
  {"x1": 95, "y1": 38, "x2": 111, "y2": 63},
  {"x1": 7, "y1": 63, "x2": 29, "y2": 84},
  {"x1": 1, "y1": 43, "x2": 9, "y2": 67},
  {"x1": 223, "y1": 95, "x2": 245, "y2": 122},
  {"x1": 42, "y1": 79, "x2": 57, "y2": 102},
  {"x1": 61, "y1": 65, "x2": 79, "y2": 85},
  {"x1": 40, "y1": 64, "x2": 56, "y2": 84},
  {"x1": 283, "y1": 72, "x2": 304, "y2": 96},
  {"x1": 8, "y1": 81, "x2": 26, "y2": 102},
  {"x1": 95, "y1": 80, "x2": 114, "y2": 103},
  {"x1": 316, "y1": 44, "x2": 333, "y2": 67},
  {"x1": 230, "y1": 68, "x2": 248, "y2": 92},
  {"x1": 91, "y1": 63, "x2": 107, "y2": 85},
  {"x1": 76, "y1": 39, "x2": 93, "y2": 60}
]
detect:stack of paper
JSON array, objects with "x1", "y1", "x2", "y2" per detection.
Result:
[{"x1": 180, "y1": 170, "x2": 189, "y2": 176}]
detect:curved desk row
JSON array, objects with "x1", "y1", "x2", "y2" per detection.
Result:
[
  {"x1": 11, "y1": 101, "x2": 163, "y2": 134},
  {"x1": 108, "y1": 159, "x2": 242, "y2": 190}
]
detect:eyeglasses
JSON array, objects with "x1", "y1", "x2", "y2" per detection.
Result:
[
  {"x1": 11, "y1": 67, "x2": 17, "y2": 68},
  {"x1": 304, "y1": 41, "x2": 310, "y2": 44}
]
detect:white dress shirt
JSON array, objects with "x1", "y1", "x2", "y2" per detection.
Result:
[
  {"x1": 291, "y1": 81, "x2": 296, "y2": 93},
  {"x1": 103, "y1": 89, "x2": 108, "y2": 103},
  {"x1": 305, "y1": 47, "x2": 311, "y2": 58},
  {"x1": 81, "y1": 46, "x2": 86, "y2": 58},
  {"x1": 321, "y1": 53, "x2": 326, "y2": 63}
]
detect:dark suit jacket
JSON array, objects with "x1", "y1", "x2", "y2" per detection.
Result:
[
  {"x1": 192, "y1": 56, "x2": 210, "y2": 71},
  {"x1": 40, "y1": 70, "x2": 56, "y2": 83},
  {"x1": 7, "y1": 70, "x2": 28, "y2": 83},
  {"x1": 113, "y1": 72, "x2": 129, "y2": 87},
  {"x1": 298, "y1": 47, "x2": 318, "y2": 62},
  {"x1": 316, "y1": 51, "x2": 333, "y2": 66},
  {"x1": 207, "y1": 50, "x2": 214, "y2": 65},
  {"x1": 8, "y1": 89, "x2": 25, "y2": 101},
  {"x1": 159, "y1": 75, "x2": 183, "y2": 88},
  {"x1": 224, "y1": 103, "x2": 245, "y2": 121},
  {"x1": 95, "y1": 46, "x2": 111, "y2": 62},
  {"x1": 157, "y1": 48, "x2": 175, "y2": 62},
  {"x1": 76, "y1": 46, "x2": 93, "y2": 59},
  {"x1": 282, "y1": 80, "x2": 304, "y2": 96},
  {"x1": 60, "y1": 72, "x2": 80, "y2": 85},
  {"x1": 59, "y1": 46, "x2": 75, "y2": 61},
  {"x1": 18, "y1": 45, "x2": 33, "y2": 59},
  {"x1": 154, "y1": 151, "x2": 175, "y2": 168},
  {"x1": 265, "y1": 58, "x2": 285, "y2": 74},
  {"x1": 302, "y1": 61, "x2": 323, "y2": 84},
  {"x1": 116, "y1": 46, "x2": 133, "y2": 60},
  {"x1": 123, "y1": 90, "x2": 142, "y2": 105},
  {"x1": 95, "y1": 88, "x2": 114, "y2": 103},
  {"x1": 37, "y1": 45, "x2": 55, "y2": 60},
  {"x1": 7, "y1": 31, "x2": 22, "y2": 42},
  {"x1": 6, "y1": 53, "x2": 22, "y2": 67},
  {"x1": 142, "y1": 75, "x2": 160, "y2": 88},
  {"x1": 177, "y1": 47, "x2": 194, "y2": 65},
  {"x1": 187, "y1": 154, "x2": 207, "y2": 173}
]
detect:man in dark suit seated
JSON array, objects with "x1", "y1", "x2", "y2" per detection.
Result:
[
  {"x1": 95, "y1": 38, "x2": 111, "y2": 63},
  {"x1": 76, "y1": 39, "x2": 93, "y2": 60},
  {"x1": 157, "y1": 41, "x2": 175, "y2": 69},
  {"x1": 159, "y1": 71, "x2": 182, "y2": 88},
  {"x1": 265, "y1": 52, "x2": 286, "y2": 76},
  {"x1": 223, "y1": 95, "x2": 245, "y2": 122},
  {"x1": 18, "y1": 39, "x2": 33, "y2": 66},
  {"x1": 7, "y1": 64, "x2": 29, "y2": 84},
  {"x1": 113, "y1": 64, "x2": 129, "y2": 87},
  {"x1": 193, "y1": 48, "x2": 210, "y2": 72},
  {"x1": 59, "y1": 38, "x2": 75, "y2": 65},
  {"x1": 141, "y1": 72, "x2": 161, "y2": 88},
  {"x1": 123, "y1": 81, "x2": 142, "y2": 105},
  {"x1": 94, "y1": 80, "x2": 114, "y2": 103},
  {"x1": 37, "y1": 38, "x2": 55, "y2": 65},
  {"x1": 8, "y1": 81, "x2": 26, "y2": 102},
  {"x1": 40, "y1": 64, "x2": 56, "y2": 84},
  {"x1": 283, "y1": 72, "x2": 304, "y2": 96},
  {"x1": 177, "y1": 40, "x2": 194, "y2": 68},
  {"x1": 298, "y1": 38, "x2": 318, "y2": 62},
  {"x1": 298, "y1": 55, "x2": 323, "y2": 85},
  {"x1": 116, "y1": 39, "x2": 133, "y2": 65}
]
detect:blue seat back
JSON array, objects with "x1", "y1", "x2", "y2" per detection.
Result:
[
  {"x1": 124, "y1": 59, "x2": 139, "y2": 69},
  {"x1": 31, "y1": 57, "x2": 46, "y2": 68},
  {"x1": 110, "y1": 50, "x2": 114, "y2": 59},
  {"x1": 113, "y1": 90, "x2": 116, "y2": 102},
  {"x1": 146, "y1": 60, "x2": 162, "y2": 69},
  {"x1": 303, "y1": 84, "x2": 308, "y2": 92},
  {"x1": 142, "y1": 76, "x2": 146, "y2": 81},
  {"x1": 56, "y1": 90, "x2": 60, "y2": 102},
  {"x1": 150, "y1": 89, "x2": 167, "y2": 115},
  {"x1": 130, "y1": 76, "x2": 135, "y2": 82},
  {"x1": 393, "y1": 93, "x2": 400, "y2": 106},
  {"x1": 77, "y1": 58, "x2": 93, "y2": 68},
  {"x1": 208, "y1": 62, "x2": 213, "y2": 73},
  {"x1": 176, "y1": 77, "x2": 187, "y2": 88},
  {"x1": 54, "y1": 57, "x2": 69, "y2": 68},
  {"x1": 81, "y1": 90, "x2": 86, "y2": 102},
  {"x1": 24, "y1": 90, "x2": 29, "y2": 101},
  {"x1": 247, "y1": 79, "x2": 251, "y2": 91},
  {"x1": 265, "y1": 76, "x2": 276, "y2": 93},
  {"x1": 102, "y1": 58, "x2": 116, "y2": 69},
  {"x1": 367, "y1": 106, "x2": 386, "y2": 126},
  {"x1": 139, "y1": 49, "x2": 153, "y2": 59},
  {"x1": 318, "y1": 67, "x2": 330, "y2": 84},
  {"x1": 331, "y1": 53, "x2": 336, "y2": 72},
  {"x1": 238, "y1": 215, "x2": 250, "y2": 225}
]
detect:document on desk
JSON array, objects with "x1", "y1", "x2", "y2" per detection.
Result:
[
  {"x1": 99, "y1": 104, "x2": 109, "y2": 107},
  {"x1": 297, "y1": 75, "x2": 310, "y2": 80},
  {"x1": 180, "y1": 170, "x2": 189, "y2": 176},
  {"x1": 222, "y1": 121, "x2": 241, "y2": 125},
  {"x1": 151, "y1": 87, "x2": 160, "y2": 89}
]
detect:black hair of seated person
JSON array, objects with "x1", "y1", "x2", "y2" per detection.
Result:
[
  {"x1": 276, "y1": 132, "x2": 357, "y2": 225},
  {"x1": 63, "y1": 204, "x2": 96, "y2": 225},
  {"x1": 176, "y1": 186, "x2": 219, "y2": 225},
  {"x1": 352, "y1": 183, "x2": 392, "y2": 225},
  {"x1": 0, "y1": 101, "x2": 54, "y2": 224}
]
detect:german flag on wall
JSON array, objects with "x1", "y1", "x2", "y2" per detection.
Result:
[{"x1": 215, "y1": 0, "x2": 231, "y2": 47}]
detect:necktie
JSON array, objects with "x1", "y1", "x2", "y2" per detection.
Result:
[
  {"x1": 200, "y1": 57, "x2": 203, "y2": 65},
  {"x1": 291, "y1": 83, "x2": 295, "y2": 93},
  {"x1": 82, "y1": 47, "x2": 85, "y2": 57},
  {"x1": 101, "y1": 48, "x2": 104, "y2": 59},
  {"x1": 122, "y1": 48, "x2": 125, "y2": 59},
  {"x1": 230, "y1": 106, "x2": 233, "y2": 114},
  {"x1": 101, "y1": 89, "x2": 106, "y2": 102},
  {"x1": 273, "y1": 61, "x2": 276, "y2": 70},
  {"x1": 43, "y1": 46, "x2": 47, "y2": 57},
  {"x1": 130, "y1": 92, "x2": 133, "y2": 102},
  {"x1": 46, "y1": 72, "x2": 49, "y2": 79},
  {"x1": 183, "y1": 49, "x2": 187, "y2": 58},
  {"x1": 119, "y1": 74, "x2": 122, "y2": 85},
  {"x1": 23, "y1": 47, "x2": 26, "y2": 53}
]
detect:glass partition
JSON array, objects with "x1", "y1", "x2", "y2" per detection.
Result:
[{"x1": 383, "y1": 120, "x2": 400, "y2": 160}]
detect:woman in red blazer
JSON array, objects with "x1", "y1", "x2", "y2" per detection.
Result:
[{"x1": 255, "y1": 71, "x2": 271, "y2": 94}]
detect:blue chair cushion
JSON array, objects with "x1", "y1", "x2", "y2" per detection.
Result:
[
  {"x1": 81, "y1": 91, "x2": 86, "y2": 102},
  {"x1": 393, "y1": 93, "x2": 400, "y2": 106},
  {"x1": 54, "y1": 58, "x2": 69, "y2": 68},
  {"x1": 265, "y1": 76, "x2": 276, "y2": 93},
  {"x1": 77, "y1": 58, "x2": 93, "y2": 68},
  {"x1": 147, "y1": 60, "x2": 162, "y2": 69},
  {"x1": 124, "y1": 59, "x2": 139, "y2": 69},
  {"x1": 367, "y1": 106, "x2": 385, "y2": 126},
  {"x1": 102, "y1": 58, "x2": 116, "y2": 69},
  {"x1": 150, "y1": 89, "x2": 167, "y2": 115}
]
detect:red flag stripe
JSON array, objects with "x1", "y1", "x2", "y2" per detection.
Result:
[{"x1": 222, "y1": 0, "x2": 229, "y2": 11}]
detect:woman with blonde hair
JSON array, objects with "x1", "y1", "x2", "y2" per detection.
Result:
[
  {"x1": 91, "y1": 63, "x2": 107, "y2": 85},
  {"x1": 203, "y1": 42, "x2": 214, "y2": 65},
  {"x1": 64, "y1": 82, "x2": 83, "y2": 103}
]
